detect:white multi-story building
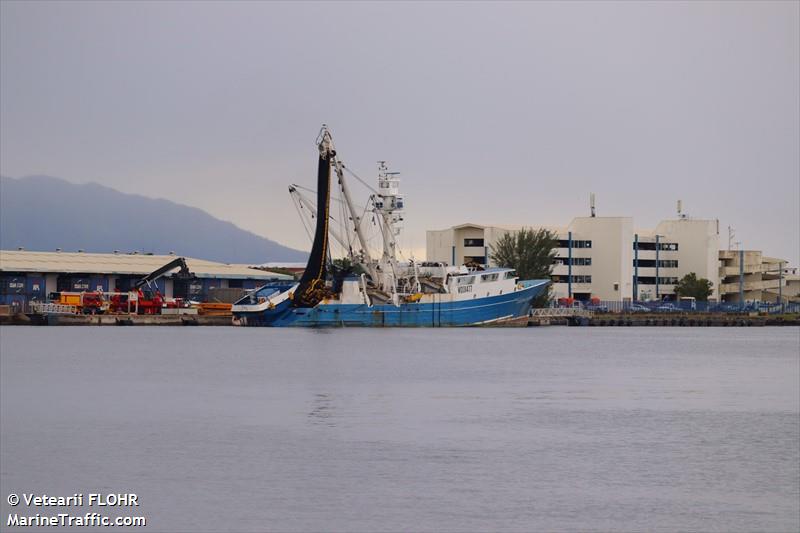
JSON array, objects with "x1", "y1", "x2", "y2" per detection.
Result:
[
  {"x1": 633, "y1": 218, "x2": 721, "y2": 302},
  {"x1": 426, "y1": 217, "x2": 722, "y2": 302}
]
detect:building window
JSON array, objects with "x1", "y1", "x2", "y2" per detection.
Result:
[
  {"x1": 553, "y1": 257, "x2": 592, "y2": 266},
  {"x1": 634, "y1": 242, "x2": 679, "y2": 251},
  {"x1": 635, "y1": 277, "x2": 679, "y2": 285},
  {"x1": 557, "y1": 239, "x2": 592, "y2": 249},
  {"x1": 633, "y1": 259, "x2": 678, "y2": 268},
  {"x1": 551, "y1": 275, "x2": 592, "y2": 284},
  {"x1": 464, "y1": 238, "x2": 484, "y2": 247}
]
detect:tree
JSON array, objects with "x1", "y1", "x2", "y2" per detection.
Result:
[
  {"x1": 332, "y1": 256, "x2": 365, "y2": 276},
  {"x1": 674, "y1": 272, "x2": 713, "y2": 301},
  {"x1": 490, "y1": 228, "x2": 558, "y2": 306}
]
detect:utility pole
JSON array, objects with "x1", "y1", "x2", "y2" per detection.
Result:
[
  {"x1": 568, "y1": 231, "x2": 573, "y2": 298},
  {"x1": 739, "y1": 248, "x2": 745, "y2": 309},
  {"x1": 655, "y1": 235, "x2": 662, "y2": 300},
  {"x1": 633, "y1": 233, "x2": 639, "y2": 302}
]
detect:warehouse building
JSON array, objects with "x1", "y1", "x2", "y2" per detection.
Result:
[
  {"x1": 426, "y1": 216, "x2": 788, "y2": 303},
  {"x1": 0, "y1": 250, "x2": 292, "y2": 310}
]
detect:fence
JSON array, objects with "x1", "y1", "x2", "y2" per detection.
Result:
[
  {"x1": 28, "y1": 302, "x2": 79, "y2": 315},
  {"x1": 548, "y1": 300, "x2": 800, "y2": 315}
]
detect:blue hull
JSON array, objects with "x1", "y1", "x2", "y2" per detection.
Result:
[{"x1": 235, "y1": 280, "x2": 548, "y2": 327}]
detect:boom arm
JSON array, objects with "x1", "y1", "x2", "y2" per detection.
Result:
[{"x1": 134, "y1": 257, "x2": 192, "y2": 289}]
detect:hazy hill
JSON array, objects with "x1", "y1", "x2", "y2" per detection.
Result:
[{"x1": 0, "y1": 175, "x2": 307, "y2": 264}]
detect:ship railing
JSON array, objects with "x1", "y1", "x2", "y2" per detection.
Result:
[
  {"x1": 531, "y1": 308, "x2": 594, "y2": 318},
  {"x1": 29, "y1": 302, "x2": 79, "y2": 315}
]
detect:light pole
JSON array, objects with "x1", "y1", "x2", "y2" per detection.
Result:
[
  {"x1": 568, "y1": 231, "x2": 573, "y2": 299},
  {"x1": 739, "y1": 248, "x2": 744, "y2": 309},
  {"x1": 633, "y1": 234, "x2": 639, "y2": 302},
  {"x1": 655, "y1": 234, "x2": 664, "y2": 301}
]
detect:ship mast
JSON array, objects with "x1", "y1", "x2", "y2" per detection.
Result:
[
  {"x1": 374, "y1": 161, "x2": 404, "y2": 263},
  {"x1": 293, "y1": 126, "x2": 335, "y2": 307},
  {"x1": 294, "y1": 126, "x2": 408, "y2": 297}
]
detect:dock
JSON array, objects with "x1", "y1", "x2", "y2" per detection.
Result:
[
  {"x1": 0, "y1": 312, "x2": 232, "y2": 326},
  {"x1": 529, "y1": 312, "x2": 799, "y2": 327}
]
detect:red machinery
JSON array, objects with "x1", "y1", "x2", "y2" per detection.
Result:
[{"x1": 109, "y1": 257, "x2": 193, "y2": 314}]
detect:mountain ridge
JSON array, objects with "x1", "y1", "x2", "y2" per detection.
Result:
[{"x1": 0, "y1": 175, "x2": 307, "y2": 264}]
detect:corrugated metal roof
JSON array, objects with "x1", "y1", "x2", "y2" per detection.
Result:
[
  {"x1": 0, "y1": 250, "x2": 293, "y2": 280},
  {"x1": 258, "y1": 262, "x2": 306, "y2": 269}
]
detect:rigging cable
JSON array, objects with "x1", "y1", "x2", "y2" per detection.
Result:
[
  {"x1": 342, "y1": 165, "x2": 379, "y2": 195},
  {"x1": 292, "y1": 184, "x2": 368, "y2": 211},
  {"x1": 291, "y1": 191, "x2": 315, "y2": 244}
]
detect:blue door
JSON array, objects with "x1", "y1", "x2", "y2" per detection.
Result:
[
  {"x1": 89, "y1": 277, "x2": 108, "y2": 293},
  {"x1": 26, "y1": 276, "x2": 45, "y2": 301}
]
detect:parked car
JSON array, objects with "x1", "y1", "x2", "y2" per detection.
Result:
[
  {"x1": 655, "y1": 303, "x2": 678, "y2": 312},
  {"x1": 587, "y1": 304, "x2": 609, "y2": 313},
  {"x1": 628, "y1": 303, "x2": 650, "y2": 313}
]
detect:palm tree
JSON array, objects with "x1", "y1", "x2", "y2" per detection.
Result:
[{"x1": 490, "y1": 228, "x2": 558, "y2": 306}]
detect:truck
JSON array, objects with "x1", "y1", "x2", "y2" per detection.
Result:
[{"x1": 49, "y1": 291, "x2": 106, "y2": 314}]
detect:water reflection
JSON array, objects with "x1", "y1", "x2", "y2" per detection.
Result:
[{"x1": 308, "y1": 393, "x2": 336, "y2": 427}]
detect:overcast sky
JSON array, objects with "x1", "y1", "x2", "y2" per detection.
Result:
[{"x1": 2, "y1": 1, "x2": 798, "y2": 263}]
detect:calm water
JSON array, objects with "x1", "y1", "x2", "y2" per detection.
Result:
[{"x1": 1, "y1": 327, "x2": 798, "y2": 532}]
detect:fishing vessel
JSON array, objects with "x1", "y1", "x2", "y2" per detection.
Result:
[{"x1": 232, "y1": 126, "x2": 548, "y2": 326}]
